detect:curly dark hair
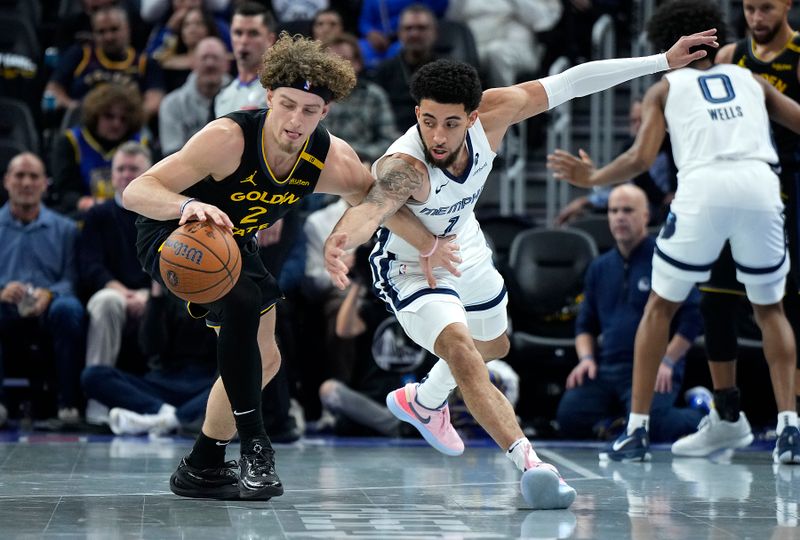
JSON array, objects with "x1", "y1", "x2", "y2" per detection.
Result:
[
  {"x1": 409, "y1": 59, "x2": 483, "y2": 113},
  {"x1": 81, "y1": 83, "x2": 144, "y2": 139},
  {"x1": 647, "y1": 0, "x2": 726, "y2": 62},
  {"x1": 260, "y1": 32, "x2": 356, "y2": 101}
]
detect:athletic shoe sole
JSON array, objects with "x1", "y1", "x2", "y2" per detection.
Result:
[
  {"x1": 169, "y1": 474, "x2": 241, "y2": 500},
  {"x1": 238, "y1": 481, "x2": 283, "y2": 500},
  {"x1": 672, "y1": 432, "x2": 754, "y2": 457},
  {"x1": 386, "y1": 391, "x2": 463, "y2": 456},
  {"x1": 520, "y1": 468, "x2": 576, "y2": 510}
]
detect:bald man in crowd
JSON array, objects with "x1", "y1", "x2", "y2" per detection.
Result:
[{"x1": 556, "y1": 185, "x2": 706, "y2": 442}]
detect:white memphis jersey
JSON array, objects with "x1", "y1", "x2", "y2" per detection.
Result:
[
  {"x1": 371, "y1": 118, "x2": 496, "y2": 264},
  {"x1": 664, "y1": 64, "x2": 778, "y2": 173}
]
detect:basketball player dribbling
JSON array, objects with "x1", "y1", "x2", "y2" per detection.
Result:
[
  {"x1": 123, "y1": 34, "x2": 460, "y2": 501},
  {"x1": 323, "y1": 27, "x2": 718, "y2": 508}
]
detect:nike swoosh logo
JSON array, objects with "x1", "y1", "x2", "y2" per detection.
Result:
[
  {"x1": 435, "y1": 184, "x2": 448, "y2": 194},
  {"x1": 408, "y1": 401, "x2": 431, "y2": 424},
  {"x1": 233, "y1": 409, "x2": 256, "y2": 416},
  {"x1": 612, "y1": 435, "x2": 634, "y2": 451},
  {"x1": 215, "y1": 441, "x2": 230, "y2": 446}
]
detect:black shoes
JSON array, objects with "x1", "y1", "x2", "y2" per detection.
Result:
[
  {"x1": 239, "y1": 438, "x2": 284, "y2": 500},
  {"x1": 169, "y1": 457, "x2": 240, "y2": 500}
]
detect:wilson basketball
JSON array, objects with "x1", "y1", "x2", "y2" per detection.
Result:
[{"x1": 159, "y1": 221, "x2": 241, "y2": 304}]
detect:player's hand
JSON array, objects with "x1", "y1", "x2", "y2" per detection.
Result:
[
  {"x1": 419, "y1": 235, "x2": 461, "y2": 288},
  {"x1": 257, "y1": 218, "x2": 283, "y2": 247},
  {"x1": 665, "y1": 29, "x2": 719, "y2": 69},
  {"x1": 179, "y1": 200, "x2": 234, "y2": 231},
  {"x1": 547, "y1": 148, "x2": 596, "y2": 188},
  {"x1": 655, "y1": 362, "x2": 673, "y2": 393},
  {"x1": 325, "y1": 232, "x2": 352, "y2": 290},
  {"x1": 566, "y1": 358, "x2": 597, "y2": 389}
]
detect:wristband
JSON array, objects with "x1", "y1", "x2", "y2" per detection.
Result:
[
  {"x1": 421, "y1": 236, "x2": 439, "y2": 258},
  {"x1": 661, "y1": 356, "x2": 676, "y2": 368},
  {"x1": 579, "y1": 354, "x2": 595, "y2": 362},
  {"x1": 179, "y1": 197, "x2": 196, "y2": 216}
]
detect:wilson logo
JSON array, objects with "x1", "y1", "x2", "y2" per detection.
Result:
[{"x1": 163, "y1": 238, "x2": 204, "y2": 265}]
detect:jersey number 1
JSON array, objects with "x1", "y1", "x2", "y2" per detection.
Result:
[{"x1": 444, "y1": 216, "x2": 459, "y2": 235}]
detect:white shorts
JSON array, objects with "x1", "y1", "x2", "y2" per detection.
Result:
[
  {"x1": 370, "y1": 249, "x2": 508, "y2": 354},
  {"x1": 652, "y1": 200, "x2": 788, "y2": 305}
]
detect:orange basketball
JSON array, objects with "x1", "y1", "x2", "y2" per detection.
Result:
[{"x1": 159, "y1": 221, "x2": 242, "y2": 304}]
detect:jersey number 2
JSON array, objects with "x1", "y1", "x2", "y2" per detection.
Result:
[{"x1": 698, "y1": 74, "x2": 736, "y2": 104}]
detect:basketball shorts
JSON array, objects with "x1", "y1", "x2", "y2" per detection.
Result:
[
  {"x1": 136, "y1": 222, "x2": 281, "y2": 327},
  {"x1": 369, "y1": 251, "x2": 508, "y2": 354},
  {"x1": 653, "y1": 199, "x2": 788, "y2": 305}
]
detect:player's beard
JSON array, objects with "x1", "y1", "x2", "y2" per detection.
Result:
[
  {"x1": 752, "y1": 20, "x2": 782, "y2": 45},
  {"x1": 422, "y1": 136, "x2": 464, "y2": 170}
]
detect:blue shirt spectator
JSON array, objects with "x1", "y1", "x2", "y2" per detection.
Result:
[
  {"x1": 359, "y1": 0, "x2": 447, "y2": 70},
  {"x1": 0, "y1": 153, "x2": 86, "y2": 423},
  {"x1": 556, "y1": 185, "x2": 704, "y2": 443}
]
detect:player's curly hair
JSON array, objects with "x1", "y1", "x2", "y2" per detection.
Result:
[
  {"x1": 409, "y1": 59, "x2": 483, "y2": 113},
  {"x1": 647, "y1": 0, "x2": 727, "y2": 62},
  {"x1": 259, "y1": 32, "x2": 356, "y2": 101}
]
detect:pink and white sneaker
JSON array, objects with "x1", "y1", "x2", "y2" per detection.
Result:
[
  {"x1": 386, "y1": 383, "x2": 464, "y2": 456},
  {"x1": 521, "y1": 458, "x2": 576, "y2": 510}
]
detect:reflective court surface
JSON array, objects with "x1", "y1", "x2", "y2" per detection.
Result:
[{"x1": 0, "y1": 435, "x2": 796, "y2": 539}]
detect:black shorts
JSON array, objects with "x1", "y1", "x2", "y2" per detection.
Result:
[{"x1": 136, "y1": 218, "x2": 282, "y2": 327}]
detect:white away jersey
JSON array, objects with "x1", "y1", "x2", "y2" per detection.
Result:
[
  {"x1": 371, "y1": 118, "x2": 496, "y2": 264},
  {"x1": 664, "y1": 64, "x2": 778, "y2": 173}
]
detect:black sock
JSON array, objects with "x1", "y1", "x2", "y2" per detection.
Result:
[
  {"x1": 211, "y1": 277, "x2": 267, "y2": 447},
  {"x1": 714, "y1": 387, "x2": 741, "y2": 422},
  {"x1": 187, "y1": 432, "x2": 230, "y2": 469},
  {"x1": 242, "y1": 433, "x2": 274, "y2": 455}
]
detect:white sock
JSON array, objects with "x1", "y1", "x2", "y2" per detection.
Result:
[
  {"x1": 507, "y1": 437, "x2": 540, "y2": 473},
  {"x1": 416, "y1": 359, "x2": 457, "y2": 409},
  {"x1": 776, "y1": 411, "x2": 799, "y2": 435},
  {"x1": 627, "y1": 413, "x2": 649, "y2": 435}
]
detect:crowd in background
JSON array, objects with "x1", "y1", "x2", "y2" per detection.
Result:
[{"x1": 0, "y1": 0, "x2": 714, "y2": 443}]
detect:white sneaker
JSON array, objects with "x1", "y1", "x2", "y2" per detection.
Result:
[
  {"x1": 671, "y1": 409, "x2": 754, "y2": 457},
  {"x1": 109, "y1": 404, "x2": 179, "y2": 436}
]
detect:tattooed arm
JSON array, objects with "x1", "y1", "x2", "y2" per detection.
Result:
[{"x1": 323, "y1": 153, "x2": 429, "y2": 288}]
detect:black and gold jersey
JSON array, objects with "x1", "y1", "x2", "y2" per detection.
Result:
[
  {"x1": 732, "y1": 32, "x2": 800, "y2": 163},
  {"x1": 184, "y1": 108, "x2": 329, "y2": 239},
  {"x1": 136, "y1": 108, "x2": 330, "y2": 268}
]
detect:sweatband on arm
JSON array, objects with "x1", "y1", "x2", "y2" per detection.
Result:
[{"x1": 539, "y1": 54, "x2": 669, "y2": 110}]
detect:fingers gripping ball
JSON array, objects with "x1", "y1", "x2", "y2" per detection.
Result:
[{"x1": 159, "y1": 221, "x2": 242, "y2": 304}]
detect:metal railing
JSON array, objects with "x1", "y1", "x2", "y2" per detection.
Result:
[
  {"x1": 498, "y1": 113, "x2": 527, "y2": 216},
  {"x1": 590, "y1": 15, "x2": 616, "y2": 167},
  {"x1": 631, "y1": 0, "x2": 655, "y2": 41},
  {"x1": 545, "y1": 56, "x2": 572, "y2": 225}
]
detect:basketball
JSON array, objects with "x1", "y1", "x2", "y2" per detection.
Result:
[{"x1": 159, "y1": 221, "x2": 242, "y2": 304}]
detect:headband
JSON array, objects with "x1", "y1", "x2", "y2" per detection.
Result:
[{"x1": 271, "y1": 79, "x2": 334, "y2": 103}]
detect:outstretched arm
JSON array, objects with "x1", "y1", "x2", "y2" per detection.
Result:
[
  {"x1": 758, "y1": 75, "x2": 800, "y2": 134},
  {"x1": 479, "y1": 29, "x2": 718, "y2": 149},
  {"x1": 547, "y1": 80, "x2": 668, "y2": 187}
]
